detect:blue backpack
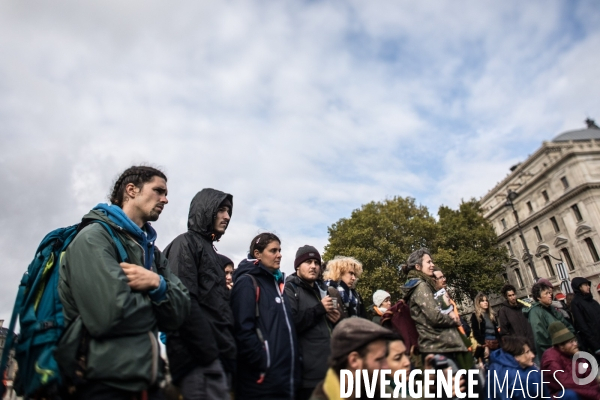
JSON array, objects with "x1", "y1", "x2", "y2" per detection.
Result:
[{"x1": 0, "y1": 221, "x2": 128, "y2": 398}]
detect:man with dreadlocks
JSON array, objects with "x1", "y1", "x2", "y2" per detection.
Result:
[
  {"x1": 163, "y1": 188, "x2": 236, "y2": 399},
  {"x1": 57, "y1": 166, "x2": 190, "y2": 399}
]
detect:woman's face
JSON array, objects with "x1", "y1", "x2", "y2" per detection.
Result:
[
  {"x1": 387, "y1": 340, "x2": 411, "y2": 377},
  {"x1": 381, "y1": 297, "x2": 392, "y2": 309},
  {"x1": 514, "y1": 345, "x2": 535, "y2": 369},
  {"x1": 539, "y1": 288, "x2": 553, "y2": 306},
  {"x1": 224, "y1": 265, "x2": 234, "y2": 288},
  {"x1": 254, "y1": 241, "x2": 282, "y2": 271},
  {"x1": 479, "y1": 297, "x2": 489, "y2": 310},
  {"x1": 340, "y1": 266, "x2": 357, "y2": 286}
]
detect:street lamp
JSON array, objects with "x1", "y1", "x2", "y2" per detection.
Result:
[{"x1": 505, "y1": 189, "x2": 539, "y2": 281}]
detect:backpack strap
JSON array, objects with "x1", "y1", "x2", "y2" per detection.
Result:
[
  {"x1": 78, "y1": 220, "x2": 129, "y2": 263},
  {"x1": 243, "y1": 274, "x2": 265, "y2": 345}
]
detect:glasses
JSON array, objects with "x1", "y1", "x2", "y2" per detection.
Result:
[{"x1": 434, "y1": 276, "x2": 446, "y2": 281}]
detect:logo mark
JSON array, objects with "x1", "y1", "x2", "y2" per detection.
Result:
[{"x1": 573, "y1": 351, "x2": 598, "y2": 385}]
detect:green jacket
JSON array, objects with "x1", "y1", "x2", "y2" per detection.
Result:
[
  {"x1": 57, "y1": 210, "x2": 190, "y2": 392},
  {"x1": 402, "y1": 277, "x2": 467, "y2": 354},
  {"x1": 523, "y1": 301, "x2": 574, "y2": 357}
]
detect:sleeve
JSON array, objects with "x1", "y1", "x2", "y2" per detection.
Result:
[
  {"x1": 471, "y1": 313, "x2": 483, "y2": 344},
  {"x1": 529, "y1": 308, "x2": 551, "y2": 356},
  {"x1": 163, "y1": 237, "x2": 219, "y2": 360},
  {"x1": 62, "y1": 226, "x2": 155, "y2": 338},
  {"x1": 230, "y1": 276, "x2": 267, "y2": 371},
  {"x1": 570, "y1": 301, "x2": 600, "y2": 352},
  {"x1": 540, "y1": 350, "x2": 582, "y2": 396},
  {"x1": 284, "y1": 282, "x2": 326, "y2": 335},
  {"x1": 151, "y1": 249, "x2": 191, "y2": 332},
  {"x1": 412, "y1": 283, "x2": 457, "y2": 328},
  {"x1": 497, "y1": 307, "x2": 511, "y2": 339}
]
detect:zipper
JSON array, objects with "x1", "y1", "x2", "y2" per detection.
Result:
[
  {"x1": 148, "y1": 331, "x2": 158, "y2": 385},
  {"x1": 264, "y1": 340, "x2": 271, "y2": 370},
  {"x1": 123, "y1": 231, "x2": 145, "y2": 267},
  {"x1": 275, "y1": 280, "x2": 295, "y2": 399}
]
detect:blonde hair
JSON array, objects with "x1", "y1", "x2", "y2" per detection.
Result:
[
  {"x1": 474, "y1": 292, "x2": 495, "y2": 323},
  {"x1": 323, "y1": 256, "x2": 363, "y2": 281}
]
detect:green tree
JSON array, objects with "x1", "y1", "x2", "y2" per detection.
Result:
[
  {"x1": 323, "y1": 197, "x2": 508, "y2": 308},
  {"x1": 323, "y1": 197, "x2": 438, "y2": 305},
  {"x1": 436, "y1": 199, "x2": 508, "y2": 302}
]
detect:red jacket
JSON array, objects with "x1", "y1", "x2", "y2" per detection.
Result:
[{"x1": 540, "y1": 346, "x2": 600, "y2": 400}]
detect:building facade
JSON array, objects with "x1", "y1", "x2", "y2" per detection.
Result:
[{"x1": 481, "y1": 120, "x2": 600, "y2": 300}]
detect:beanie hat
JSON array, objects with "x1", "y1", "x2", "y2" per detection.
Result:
[
  {"x1": 597, "y1": 282, "x2": 600, "y2": 291},
  {"x1": 549, "y1": 321, "x2": 575, "y2": 346},
  {"x1": 537, "y1": 278, "x2": 553, "y2": 288},
  {"x1": 554, "y1": 293, "x2": 566, "y2": 301},
  {"x1": 373, "y1": 290, "x2": 391, "y2": 307},
  {"x1": 294, "y1": 245, "x2": 321, "y2": 269},
  {"x1": 330, "y1": 318, "x2": 399, "y2": 365},
  {"x1": 218, "y1": 254, "x2": 234, "y2": 269}
]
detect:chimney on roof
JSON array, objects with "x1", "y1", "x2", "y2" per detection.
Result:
[{"x1": 585, "y1": 118, "x2": 599, "y2": 129}]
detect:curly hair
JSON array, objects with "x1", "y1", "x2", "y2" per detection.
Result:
[
  {"x1": 323, "y1": 256, "x2": 363, "y2": 281},
  {"x1": 501, "y1": 284, "x2": 517, "y2": 298},
  {"x1": 109, "y1": 166, "x2": 167, "y2": 206}
]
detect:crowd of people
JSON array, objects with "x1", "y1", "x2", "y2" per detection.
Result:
[{"x1": 47, "y1": 165, "x2": 600, "y2": 400}]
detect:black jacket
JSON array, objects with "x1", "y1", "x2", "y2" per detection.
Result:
[
  {"x1": 231, "y1": 259, "x2": 300, "y2": 400},
  {"x1": 497, "y1": 301, "x2": 536, "y2": 353},
  {"x1": 163, "y1": 189, "x2": 236, "y2": 382},
  {"x1": 284, "y1": 273, "x2": 334, "y2": 389},
  {"x1": 570, "y1": 277, "x2": 600, "y2": 352},
  {"x1": 470, "y1": 312, "x2": 499, "y2": 345}
]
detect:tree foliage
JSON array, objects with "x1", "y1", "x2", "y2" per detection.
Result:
[
  {"x1": 323, "y1": 197, "x2": 508, "y2": 307},
  {"x1": 323, "y1": 197, "x2": 438, "y2": 304}
]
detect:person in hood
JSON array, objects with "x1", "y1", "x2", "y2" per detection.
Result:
[
  {"x1": 230, "y1": 233, "x2": 300, "y2": 400},
  {"x1": 497, "y1": 284, "x2": 536, "y2": 356},
  {"x1": 541, "y1": 321, "x2": 600, "y2": 400},
  {"x1": 284, "y1": 245, "x2": 343, "y2": 400},
  {"x1": 57, "y1": 166, "x2": 190, "y2": 399},
  {"x1": 371, "y1": 290, "x2": 391, "y2": 325},
  {"x1": 163, "y1": 188, "x2": 236, "y2": 399},
  {"x1": 487, "y1": 336, "x2": 553, "y2": 400},
  {"x1": 524, "y1": 281, "x2": 574, "y2": 359},
  {"x1": 323, "y1": 257, "x2": 366, "y2": 318},
  {"x1": 570, "y1": 277, "x2": 600, "y2": 356},
  {"x1": 219, "y1": 254, "x2": 235, "y2": 290}
]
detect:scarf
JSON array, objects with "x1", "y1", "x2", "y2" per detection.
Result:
[{"x1": 406, "y1": 269, "x2": 437, "y2": 289}]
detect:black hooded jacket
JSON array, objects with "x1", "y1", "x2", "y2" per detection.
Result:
[
  {"x1": 230, "y1": 259, "x2": 300, "y2": 400},
  {"x1": 497, "y1": 300, "x2": 536, "y2": 353},
  {"x1": 570, "y1": 277, "x2": 600, "y2": 352},
  {"x1": 284, "y1": 273, "x2": 335, "y2": 389},
  {"x1": 163, "y1": 189, "x2": 236, "y2": 382}
]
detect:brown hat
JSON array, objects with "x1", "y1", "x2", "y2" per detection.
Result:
[
  {"x1": 330, "y1": 318, "x2": 399, "y2": 364},
  {"x1": 549, "y1": 321, "x2": 575, "y2": 345}
]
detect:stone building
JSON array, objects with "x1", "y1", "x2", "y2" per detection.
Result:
[{"x1": 481, "y1": 119, "x2": 600, "y2": 300}]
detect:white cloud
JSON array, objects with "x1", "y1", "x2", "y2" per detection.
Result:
[{"x1": 1, "y1": 0, "x2": 599, "y2": 322}]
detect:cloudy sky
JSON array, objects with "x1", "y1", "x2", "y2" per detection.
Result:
[{"x1": 1, "y1": 1, "x2": 599, "y2": 322}]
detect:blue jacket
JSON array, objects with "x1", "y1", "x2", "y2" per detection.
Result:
[
  {"x1": 487, "y1": 349, "x2": 549, "y2": 400},
  {"x1": 230, "y1": 259, "x2": 300, "y2": 400}
]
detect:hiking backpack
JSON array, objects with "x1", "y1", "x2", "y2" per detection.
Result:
[{"x1": 0, "y1": 221, "x2": 128, "y2": 398}]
